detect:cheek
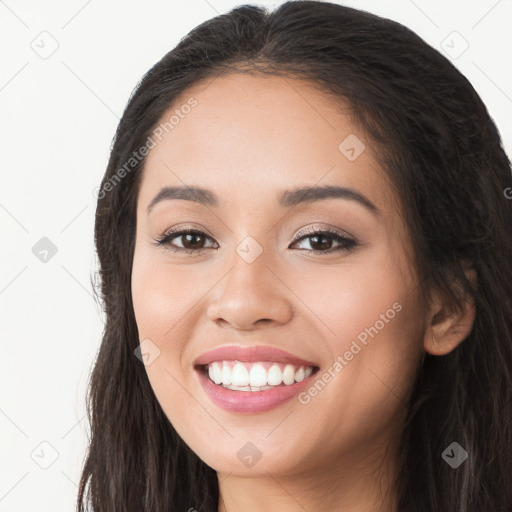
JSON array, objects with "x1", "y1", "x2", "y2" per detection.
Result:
[
  {"x1": 291, "y1": 250, "x2": 424, "y2": 427},
  {"x1": 286, "y1": 247, "x2": 415, "y2": 345},
  {"x1": 131, "y1": 255, "x2": 165, "y2": 338},
  {"x1": 131, "y1": 248, "x2": 210, "y2": 341},
  {"x1": 130, "y1": 250, "x2": 212, "y2": 438}
]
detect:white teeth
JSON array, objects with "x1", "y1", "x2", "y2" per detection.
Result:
[
  {"x1": 249, "y1": 364, "x2": 267, "y2": 387},
  {"x1": 231, "y1": 363, "x2": 250, "y2": 387},
  {"x1": 212, "y1": 362, "x2": 222, "y2": 385},
  {"x1": 267, "y1": 364, "x2": 282, "y2": 386},
  {"x1": 283, "y1": 364, "x2": 296, "y2": 385},
  {"x1": 221, "y1": 361, "x2": 231, "y2": 385},
  {"x1": 204, "y1": 360, "x2": 316, "y2": 390}
]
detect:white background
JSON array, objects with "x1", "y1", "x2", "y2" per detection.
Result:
[{"x1": 0, "y1": 1, "x2": 510, "y2": 510}]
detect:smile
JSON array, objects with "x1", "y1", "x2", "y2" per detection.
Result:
[
  {"x1": 193, "y1": 345, "x2": 320, "y2": 413},
  {"x1": 202, "y1": 360, "x2": 316, "y2": 391}
]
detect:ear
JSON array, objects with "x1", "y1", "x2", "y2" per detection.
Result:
[{"x1": 423, "y1": 264, "x2": 477, "y2": 356}]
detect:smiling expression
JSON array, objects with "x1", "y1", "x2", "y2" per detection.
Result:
[{"x1": 131, "y1": 73, "x2": 427, "y2": 478}]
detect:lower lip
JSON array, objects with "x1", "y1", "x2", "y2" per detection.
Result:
[{"x1": 195, "y1": 367, "x2": 317, "y2": 414}]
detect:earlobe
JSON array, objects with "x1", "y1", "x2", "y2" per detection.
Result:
[{"x1": 423, "y1": 267, "x2": 477, "y2": 356}]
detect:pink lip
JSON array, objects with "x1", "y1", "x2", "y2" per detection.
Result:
[
  {"x1": 193, "y1": 345, "x2": 319, "y2": 414},
  {"x1": 195, "y1": 367, "x2": 318, "y2": 414},
  {"x1": 193, "y1": 345, "x2": 318, "y2": 367}
]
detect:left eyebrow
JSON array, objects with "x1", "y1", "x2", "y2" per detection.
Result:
[
  {"x1": 146, "y1": 184, "x2": 379, "y2": 216},
  {"x1": 279, "y1": 185, "x2": 379, "y2": 215}
]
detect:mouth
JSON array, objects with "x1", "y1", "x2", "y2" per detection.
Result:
[
  {"x1": 193, "y1": 345, "x2": 320, "y2": 413},
  {"x1": 196, "y1": 360, "x2": 320, "y2": 391}
]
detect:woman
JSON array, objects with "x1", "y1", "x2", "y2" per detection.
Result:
[{"x1": 78, "y1": 1, "x2": 512, "y2": 511}]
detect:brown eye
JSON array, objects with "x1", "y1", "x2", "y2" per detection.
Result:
[
  {"x1": 154, "y1": 227, "x2": 357, "y2": 256},
  {"x1": 154, "y1": 228, "x2": 217, "y2": 254},
  {"x1": 178, "y1": 232, "x2": 207, "y2": 250},
  {"x1": 290, "y1": 229, "x2": 357, "y2": 254}
]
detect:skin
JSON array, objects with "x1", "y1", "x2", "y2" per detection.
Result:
[{"x1": 131, "y1": 73, "x2": 476, "y2": 512}]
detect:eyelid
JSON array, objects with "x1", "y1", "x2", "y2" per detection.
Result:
[
  {"x1": 159, "y1": 223, "x2": 216, "y2": 239},
  {"x1": 157, "y1": 223, "x2": 355, "y2": 245},
  {"x1": 291, "y1": 223, "x2": 355, "y2": 243}
]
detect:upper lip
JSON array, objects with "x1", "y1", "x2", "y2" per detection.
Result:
[{"x1": 194, "y1": 345, "x2": 319, "y2": 368}]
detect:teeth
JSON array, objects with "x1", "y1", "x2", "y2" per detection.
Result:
[
  {"x1": 249, "y1": 364, "x2": 267, "y2": 387},
  {"x1": 209, "y1": 363, "x2": 222, "y2": 385},
  {"x1": 295, "y1": 366, "x2": 305, "y2": 382},
  {"x1": 231, "y1": 363, "x2": 249, "y2": 387},
  {"x1": 229, "y1": 384, "x2": 274, "y2": 392},
  {"x1": 222, "y1": 363, "x2": 232, "y2": 385},
  {"x1": 283, "y1": 364, "x2": 296, "y2": 385},
  {"x1": 267, "y1": 364, "x2": 282, "y2": 386},
  {"x1": 205, "y1": 361, "x2": 316, "y2": 390}
]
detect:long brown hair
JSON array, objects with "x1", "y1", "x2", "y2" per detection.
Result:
[{"x1": 78, "y1": 2, "x2": 512, "y2": 510}]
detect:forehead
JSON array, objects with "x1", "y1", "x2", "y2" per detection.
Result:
[{"x1": 139, "y1": 73, "x2": 393, "y2": 213}]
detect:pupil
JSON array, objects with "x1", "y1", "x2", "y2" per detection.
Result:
[
  {"x1": 311, "y1": 234, "x2": 331, "y2": 250},
  {"x1": 185, "y1": 233, "x2": 204, "y2": 249}
]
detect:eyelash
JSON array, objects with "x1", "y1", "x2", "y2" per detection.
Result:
[{"x1": 153, "y1": 226, "x2": 357, "y2": 255}]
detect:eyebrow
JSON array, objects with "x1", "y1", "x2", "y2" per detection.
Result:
[{"x1": 146, "y1": 184, "x2": 379, "y2": 215}]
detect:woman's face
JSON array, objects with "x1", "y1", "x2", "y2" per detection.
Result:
[{"x1": 131, "y1": 73, "x2": 427, "y2": 478}]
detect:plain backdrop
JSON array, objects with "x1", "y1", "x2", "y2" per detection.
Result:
[{"x1": 0, "y1": 1, "x2": 510, "y2": 510}]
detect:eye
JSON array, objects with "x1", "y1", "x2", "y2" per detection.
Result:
[
  {"x1": 153, "y1": 227, "x2": 218, "y2": 255},
  {"x1": 153, "y1": 225, "x2": 357, "y2": 255},
  {"x1": 289, "y1": 227, "x2": 357, "y2": 254}
]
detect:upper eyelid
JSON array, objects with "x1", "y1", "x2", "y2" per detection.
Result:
[
  {"x1": 159, "y1": 226, "x2": 355, "y2": 247},
  {"x1": 160, "y1": 225, "x2": 352, "y2": 238},
  {"x1": 293, "y1": 224, "x2": 354, "y2": 240}
]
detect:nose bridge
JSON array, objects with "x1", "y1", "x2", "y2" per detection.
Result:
[{"x1": 206, "y1": 234, "x2": 294, "y2": 329}]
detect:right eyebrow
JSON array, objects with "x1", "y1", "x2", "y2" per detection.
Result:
[{"x1": 147, "y1": 185, "x2": 218, "y2": 213}]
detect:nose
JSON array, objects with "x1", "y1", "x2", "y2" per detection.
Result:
[{"x1": 206, "y1": 248, "x2": 294, "y2": 331}]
